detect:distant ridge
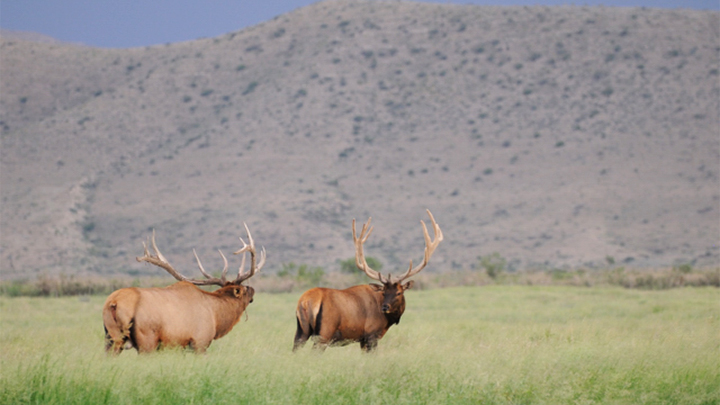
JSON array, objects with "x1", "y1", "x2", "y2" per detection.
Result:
[
  {"x1": 0, "y1": 29, "x2": 78, "y2": 45},
  {"x1": 1, "y1": 1, "x2": 718, "y2": 280}
]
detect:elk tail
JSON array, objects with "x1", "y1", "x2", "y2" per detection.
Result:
[
  {"x1": 295, "y1": 301, "x2": 313, "y2": 337},
  {"x1": 294, "y1": 301, "x2": 311, "y2": 351},
  {"x1": 103, "y1": 302, "x2": 125, "y2": 354}
]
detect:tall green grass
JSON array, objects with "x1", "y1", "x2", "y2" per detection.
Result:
[{"x1": 1, "y1": 286, "x2": 718, "y2": 404}]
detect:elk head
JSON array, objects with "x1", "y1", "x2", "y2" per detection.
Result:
[
  {"x1": 353, "y1": 209, "x2": 443, "y2": 319},
  {"x1": 136, "y1": 223, "x2": 266, "y2": 301}
]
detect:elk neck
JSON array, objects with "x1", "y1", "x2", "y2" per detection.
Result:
[{"x1": 209, "y1": 285, "x2": 253, "y2": 339}]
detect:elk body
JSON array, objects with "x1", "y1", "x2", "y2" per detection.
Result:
[
  {"x1": 103, "y1": 224, "x2": 265, "y2": 354},
  {"x1": 293, "y1": 210, "x2": 443, "y2": 352}
]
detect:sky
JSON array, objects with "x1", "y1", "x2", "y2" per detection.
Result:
[{"x1": 1, "y1": 0, "x2": 718, "y2": 49}]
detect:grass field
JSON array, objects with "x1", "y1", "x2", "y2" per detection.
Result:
[{"x1": 1, "y1": 285, "x2": 718, "y2": 404}]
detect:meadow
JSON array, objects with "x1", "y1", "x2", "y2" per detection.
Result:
[{"x1": 1, "y1": 285, "x2": 718, "y2": 404}]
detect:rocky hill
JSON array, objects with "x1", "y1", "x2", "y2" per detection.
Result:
[{"x1": 1, "y1": 0, "x2": 718, "y2": 280}]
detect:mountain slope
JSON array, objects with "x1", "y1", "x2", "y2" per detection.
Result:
[{"x1": 1, "y1": 1, "x2": 718, "y2": 279}]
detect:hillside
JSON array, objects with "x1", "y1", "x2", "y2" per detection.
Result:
[{"x1": 1, "y1": 0, "x2": 718, "y2": 280}]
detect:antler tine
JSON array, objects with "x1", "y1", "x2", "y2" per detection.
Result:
[
  {"x1": 192, "y1": 249, "x2": 229, "y2": 285},
  {"x1": 193, "y1": 249, "x2": 213, "y2": 279},
  {"x1": 233, "y1": 222, "x2": 264, "y2": 284},
  {"x1": 150, "y1": 229, "x2": 168, "y2": 264},
  {"x1": 218, "y1": 250, "x2": 230, "y2": 281},
  {"x1": 245, "y1": 222, "x2": 255, "y2": 251},
  {"x1": 233, "y1": 223, "x2": 251, "y2": 255},
  {"x1": 137, "y1": 229, "x2": 192, "y2": 283},
  {"x1": 392, "y1": 209, "x2": 444, "y2": 284},
  {"x1": 235, "y1": 251, "x2": 247, "y2": 280},
  {"x1": 353, "y1": 217, "x2": 388, "y2": 284},
  {"x1": 257, "y1": 246, "x2": 267, "y2": 271}
]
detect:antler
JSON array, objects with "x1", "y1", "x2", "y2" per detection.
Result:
[
  {"x1": 232, "y1": 222, "x2": 266, "y2": 284},
  {"x1": 192, "y1": 248, "x2": 234, "y2": 286},
  {"x1": 353, "y1": 217, "x2": 389, "y2": 284},
  {"x1": 352, "y1": 210, "x2": 443, "y2": 285},
  {"x1": 136, "y1": 224, "x2": 265, "y2": 286},
  {"x1": 391, "y1": 209, "x2": 443, "y2": 284}
]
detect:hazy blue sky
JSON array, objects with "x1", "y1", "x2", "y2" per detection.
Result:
[{"x1": 1, "y1": 0, "x2": 718, "y2": 48}]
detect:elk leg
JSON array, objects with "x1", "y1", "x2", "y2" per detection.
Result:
[
  {"x1": 293, "y1": 318, "x2": 310, "y2": 351},
  {"x1": 105, "y1": 335, "x2": 128, "y2": 355},
  {"x1": 104, "y1": 326, "x2": 125, "y2": 355},
  {"x1": 311, "y1": 337, "x2": 329, "y2": 352},
  {"x1": 135, "y1": 329, "x2": 160, "y2": 353},
  {"x1": 311, "y1": 319, "x2": 337, "y2": 351},
  {"x1": 293, "y1": 336, "x2": 308, "y2": 352},
  {"x1": 360, "y1": 337, "x2": 378, "y2": 352},
  {"x1": 293, "y1": 338, "x2": 307, "y2": 351},
  {"x1": 104, "y1": 326, "x2": 113, "y2": 352},
  {"x1": 190, "y1": 337, "x2": 212, "y2": 354}
]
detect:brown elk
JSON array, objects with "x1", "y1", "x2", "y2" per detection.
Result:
[
  {"x1": 103, "y1": 224, "x2": 265, "y2": 354},
  {"x1": 293, "y1": 210, "x2": 443, "y2": 352}
]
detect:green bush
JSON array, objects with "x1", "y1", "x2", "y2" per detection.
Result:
[
  {"x1": 673, "y1": 263, "x2": 693, "y2": 274},
  {"x1": 278, "y1": 262, "x2": 325, "y2": 287},
  {"x1": 339, "y1": 257, "x2": 382, "y2": 274},
  {"x1": 480, "y1": 252, "x2": 507, "y2": 279}
]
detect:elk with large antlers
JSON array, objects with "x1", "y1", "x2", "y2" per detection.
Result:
[
  {"x1": 103, "y1": 224, "x2": 265, "y2": 354},
  {"x1": 293, "y1": 210, "x2": 443, "y2": 352}
]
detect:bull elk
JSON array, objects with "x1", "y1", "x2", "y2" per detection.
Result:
[
  {"x1": 293, "y1": 209, "x2": 443, "y2": 352},
  {"x1": 103, "y1": 224, "x2": 265, "y2": 354}
]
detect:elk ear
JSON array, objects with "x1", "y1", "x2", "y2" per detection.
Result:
[
  {"x1": 369, "y1": 283, "x2": 384, "y2": 292},
  {"x1": 402, "y1": 280, "x2": 415, "y2": 291}
]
